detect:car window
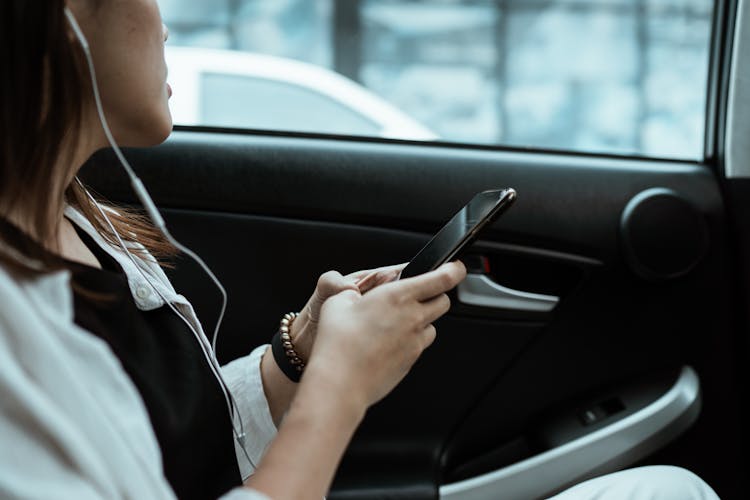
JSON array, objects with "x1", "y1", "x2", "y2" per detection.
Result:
[
  {"x1": 201, "y1": 73, "x2": 381, "y2": 135},
  {"x1": 160, "y1": 0, "x2": 715, "y2": 160}
]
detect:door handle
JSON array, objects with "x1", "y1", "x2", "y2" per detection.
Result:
[{"x1": 457, "y1": 273, "x2": 559, "y2": 312}]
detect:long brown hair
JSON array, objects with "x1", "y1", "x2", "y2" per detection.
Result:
[{"x1": 0, "y1": 0, "x2": 177, "y2": 278}]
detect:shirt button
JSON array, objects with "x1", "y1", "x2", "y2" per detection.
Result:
[{"x1": 136, "y1": 285, "x2": 151, "y2": 299}]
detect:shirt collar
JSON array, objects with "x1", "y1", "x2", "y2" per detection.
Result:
[{"x1": 64, "y1": 205, "x2": 188, "y2": 311}]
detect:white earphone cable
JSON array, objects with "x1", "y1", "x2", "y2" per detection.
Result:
[{"x1": 64, "y1": 8, "x2": 255, "y2": 469}]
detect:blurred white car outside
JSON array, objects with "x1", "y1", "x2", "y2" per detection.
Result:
[{"x1": 165, "y1": 46, "x2": 437, "y2": 141}]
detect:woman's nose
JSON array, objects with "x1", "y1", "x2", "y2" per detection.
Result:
[{"x1": 163, "y1": 24, "x2": 169, "y2": 42}]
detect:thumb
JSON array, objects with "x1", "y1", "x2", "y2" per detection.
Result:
[
  {"x1": 308, "y1": 271, "x2": 359, "y2": 323},
  {"x1": 316, "y1": 271, "x2": 359, "y2": 298}
]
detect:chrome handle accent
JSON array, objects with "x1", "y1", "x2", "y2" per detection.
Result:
[
  {"x1": 439, "y1": 366, "x2": 701, "y2": 500},
  {"x1": 457, "y1": 273, "x2": 559, "y2": 312}
]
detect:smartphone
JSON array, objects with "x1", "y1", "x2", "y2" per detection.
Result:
[{"x1": 399, "y1": 188, "x2": 517, "y2": 280}]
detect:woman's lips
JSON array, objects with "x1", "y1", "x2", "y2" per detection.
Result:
[{"x1": 167, "y1": 83, "x2": 172, "y2": 98}]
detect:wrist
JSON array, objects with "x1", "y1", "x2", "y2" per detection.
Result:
[
  {"x1": 260, "y1": 345, "x2": 298, "y2": 425},
  {"x1": 290, "y1": 316, "x2": 314, "y2": 361},
  {"x1": 291, "y1": 388, "x2": 366, "y2": 436},
  {"x1": 299, "y1": 359, "x2": 369, "y2": 421},
  {"x1": 271, "y1": 312, "x2": 307, "y2": 383},
  {"x1": 246, "y1": 361, "x2": 365, "y2": 500}
]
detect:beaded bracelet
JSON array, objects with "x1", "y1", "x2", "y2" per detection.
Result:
[{"x1": 271, "y1": 312, "x2": 305, "y2": 383}]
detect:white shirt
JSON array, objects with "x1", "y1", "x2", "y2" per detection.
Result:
[{"x1": 0, "y1": 207, "x2": 275, "y2": 499}]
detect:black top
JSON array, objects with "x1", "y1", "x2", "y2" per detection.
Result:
[{"x1": 66, "y1": 225, "x2": 242, "y2": 500}]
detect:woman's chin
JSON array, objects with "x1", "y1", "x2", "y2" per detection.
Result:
[
  {"x1": 129, "y1": 113, "x2": 173, "y2": 147},
  {"x1": 148, "y1": 109, "x2": 173, "y2": 145},
  {"x1": 152, "y1": 120, "x2": 173, "y2": 146}
]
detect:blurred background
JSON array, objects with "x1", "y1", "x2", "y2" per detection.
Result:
[{"x1": 159, "y1": 0, "x2": 715, "y2": 160}]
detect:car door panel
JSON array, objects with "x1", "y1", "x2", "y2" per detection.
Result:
[
  {"x1": 441, "y1": 366, "x2": 701, "y2": 499},
  {"x1": 80, "y1": 130, "x2": 741, "y2": 498}
]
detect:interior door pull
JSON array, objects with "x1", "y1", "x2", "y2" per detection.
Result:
[{"x1": 457, "y1": 273, "x2": 559, "y2": 312}]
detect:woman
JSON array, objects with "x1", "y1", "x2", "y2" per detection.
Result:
[
  {"x1": 0, "y1": 1, "x2": 465, "y2": 499},
  {"x1": 0, "y1": 1, "x2": 721, "y2": 499}
]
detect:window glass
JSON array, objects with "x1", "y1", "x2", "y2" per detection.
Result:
[
  {"x1": 160, "y1": 0, "x2": 715, "y2": 160},
  {"x1": 201, "y1": 74, "x2": 381, "y2": 135}
]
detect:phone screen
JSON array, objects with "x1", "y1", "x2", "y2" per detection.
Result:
[{"x1": 400, "y1": 189, "x2": 516, "y2": 280}]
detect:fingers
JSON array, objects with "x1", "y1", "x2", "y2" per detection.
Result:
[
  {"x1": 347, "y1": 263, "x2": 406, "y2": 280},
  {"x1": 307, "y1": 271, "x2": 360, "y2": 324},
  {"x1": 379, "y1": 263, "x2": 406, "y2": 283},
  {"x1": 352, "y1": 263, "x2": 407, "y2": 294},
  {"x1": 399, "y1": 261, "x2": 467, "y2": 302},
  {"x1": 419, "y1": 324, "x2": 437, "y2": 351},
  {"x1": 317, "y1": 271, "x2": 359, "y2": 298},
  {"x1": 381, "y1": 262, "x2": 408, "y2": 275},
  {"x1": 353, "y1": 271, "x2": 379, "y2": 293},
  {"x1": 418, "y1": 293, "x2": 451, "y2": 327},
  {"x1": 405, "y1": 295, "x2": 448, "y2": 359},
  {"x1": 347, "y1": 269, "x2": 374, "y2": 281}
]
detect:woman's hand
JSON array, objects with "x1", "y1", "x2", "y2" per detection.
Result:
[
  {"x1": 291, "y1": 263, "x2": 406, "y2": 360},
  {"x1": 261, "y1": 263, "x2": 408, "y2": 425},
  {"x1": 248, "y1": 261, "x2": 466, "y2": 499},
  {"x1": 303, "y1": 261, "x2": 467, "y2": 411}
]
